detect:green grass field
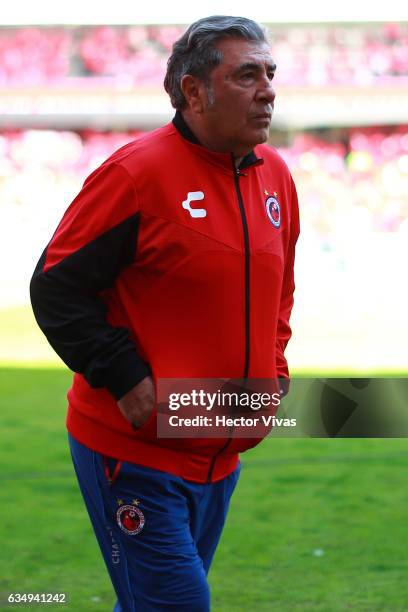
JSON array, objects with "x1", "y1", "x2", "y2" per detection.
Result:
[
  {"x1": 2, "y1": 304, "x2": 407, "y2": 376},
  {"x1": 1, "y1": 367, "x2": 408, "y2": 611}
]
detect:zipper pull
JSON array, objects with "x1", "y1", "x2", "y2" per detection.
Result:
[{"x1": 236, "y1": 167, "x2": 247, "y2": 177}]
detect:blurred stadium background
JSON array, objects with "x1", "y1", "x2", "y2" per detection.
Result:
[
  {"x1": 1, "y1": 4, "x2": 407, "y2": 373},
  {"x1": 1, "y1": 3, "x2": 408, "y2": 610}
]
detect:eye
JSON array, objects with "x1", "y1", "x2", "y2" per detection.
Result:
[
  {"x1": 241, "y1": 72, "x2": 255, "y2": 81},
  {"x1": 267, "y1": 72, "x2": 275, "y2": 81}
]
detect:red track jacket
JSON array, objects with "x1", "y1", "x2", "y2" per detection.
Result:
[{"x1": 30, "y1": 112, "x2": 300, "y2": 483}]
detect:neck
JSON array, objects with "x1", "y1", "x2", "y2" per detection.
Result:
[{"x1": 181, "y1": 110, "x2": 249, "y2": 167}]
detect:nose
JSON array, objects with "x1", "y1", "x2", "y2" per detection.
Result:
[
  {"x1": 256, "y1": 77, "x2": 276, "y2": 105},
  {"x1": 263, "y1": 80, "x2": 276, "y2": 103}
]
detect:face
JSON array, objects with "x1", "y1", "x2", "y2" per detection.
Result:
[{"x1": 201, "y1": 38, "x2": 276, "y2": 156}]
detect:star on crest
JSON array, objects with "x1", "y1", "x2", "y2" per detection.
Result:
[
  {"x1": 117, "y1": 499, "x2": 124, "y2": 506},
  {"x1": 132, "y1": 499, "x2": 140, "y2": 506},
  {"x1": 264, "y1": 189, "x2": 269, "y2": 196},
  {"x1": 273, "y1": 191, "x2": 278, "y2": 196}
]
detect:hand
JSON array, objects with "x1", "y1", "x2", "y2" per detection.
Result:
[{"x1": 117, "y1": 376, "x2": 155, "y2": 429}]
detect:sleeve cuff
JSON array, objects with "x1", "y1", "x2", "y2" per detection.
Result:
[{"x1": 104, "y1": 350, "x2": 151, "y2": 400}]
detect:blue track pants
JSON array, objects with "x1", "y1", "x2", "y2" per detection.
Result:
[{"x1": 68, "y1": 434, "x2": 240, "y2": 611}]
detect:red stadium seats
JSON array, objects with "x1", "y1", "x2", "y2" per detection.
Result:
[{"x1": 0, "y1": 24, "x2": 407, "y2": 86}]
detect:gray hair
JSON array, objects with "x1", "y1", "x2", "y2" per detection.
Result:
[{"x1": 164, "y1": 15, "x2": 269, "y2": 110}]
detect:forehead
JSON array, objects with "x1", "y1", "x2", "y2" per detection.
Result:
[{"x1": 215, "y1": 38, "x2": 274, "y2": 71}]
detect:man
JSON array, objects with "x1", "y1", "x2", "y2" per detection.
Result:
[{"x1": 30, "y1": 15, "x2": 299, "y2": 611}]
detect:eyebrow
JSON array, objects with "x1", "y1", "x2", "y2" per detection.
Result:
[{"x1": 234, "y1": 61, "x2": 277, "y2": 74}]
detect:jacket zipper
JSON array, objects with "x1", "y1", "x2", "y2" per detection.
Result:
[
  {"x1": 206, "y1": 161, "x2": 251, "y2": 483},
  {"x1": 233, "y1": 165, "x2": 251, "y2": 379}
]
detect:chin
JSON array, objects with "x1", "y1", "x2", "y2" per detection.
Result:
[
  {"x1": 248, "y1": 129, "x2": 269, "y2": 148},
  {"x1": 234, "y1": 129, "x2": 270, "y2": 156},
  {"x1": 258, "y1": 127, "x2": 270, "y2": 143}
]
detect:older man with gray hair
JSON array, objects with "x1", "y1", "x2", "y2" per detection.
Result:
[{"x1": 30, "y1": 14, "x2": 299, "y2": 611}]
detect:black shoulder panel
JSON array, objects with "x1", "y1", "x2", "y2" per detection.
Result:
[{"x1": 30, "y1": 213, "x2": 151, "y2": 399}]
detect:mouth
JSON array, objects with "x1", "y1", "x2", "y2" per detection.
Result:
[
  {"x1": 251, "y1": 115, "x2": 272, "y2": 125},
  {"x1": 251, "y1": 113, "x2": 272, "y2": 122}
]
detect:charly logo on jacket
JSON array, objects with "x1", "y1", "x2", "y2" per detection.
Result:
[
  {"x1": 182, "y1": 191, "x2": 207, "y2": 218},
  {"x1": 116, "y1": 499, "x2": 145, "y2": 535},
  {"x1": 264, "y1": 191, "x2": 281, "y2": 228}
]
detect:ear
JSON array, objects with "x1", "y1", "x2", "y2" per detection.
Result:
[{"x1": 180, "y1": 74, "x2": 207, "y2": 113}]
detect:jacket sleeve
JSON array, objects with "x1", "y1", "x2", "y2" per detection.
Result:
[
  {"x1": 276, "y1": 175, "x2": 300, "y2": 381},
  {"x1": 30, "y1": 161, "x2": 151, "y2": 400}
]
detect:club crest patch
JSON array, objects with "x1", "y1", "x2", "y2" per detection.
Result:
[
  {"x1": 265, "y1": 195, "x2": 281, "y2": 228},
  {"x1": 116, "y1": 503, "x2": 145, "y2": 535}
]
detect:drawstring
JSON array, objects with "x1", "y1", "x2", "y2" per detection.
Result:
[{"x1": 103, "y1": 456, "x2": 122, "y2": 486}]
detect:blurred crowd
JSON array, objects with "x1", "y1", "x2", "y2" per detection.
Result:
[
  {"x1": 0, "y1": 23, "x2": 407, "y2": 86},
  {"x1": 1, "y1": 126, "x2": 407, "y2": 250},
  {"x1": 1, "y1": 23, "x2": 406, "y2": 364},
  {"x1": 279, "y1": 126, "x2": 408, "y2": 240}
]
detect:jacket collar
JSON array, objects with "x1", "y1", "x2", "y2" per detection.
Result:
[
  {"x1": 172, "y1": 110, "x2": 201, "y2": 145},
  {"x1": 172, "y1": 110, "x2": 263, "y2": 171}
]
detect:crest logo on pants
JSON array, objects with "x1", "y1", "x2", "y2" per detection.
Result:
[{"x1": 116, "y1": 500, "x2": 145, "y2": 535}]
